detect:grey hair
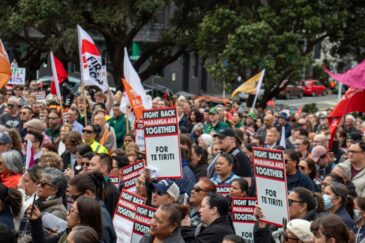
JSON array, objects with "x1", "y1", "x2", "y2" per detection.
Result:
[
  {"x1": 42, "y1": 167, "x2": 67, "y2": 198},
  {"x1": 7, "y1": 96, "x2": 19, "y2": 105},
  {"x1": 1, "y1": 150, "x2": 23, "y2": 174},
  {"x1": 193, "y1": 122, "x2": 204, "y2": 131}
]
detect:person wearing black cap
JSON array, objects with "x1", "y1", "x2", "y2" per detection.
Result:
[{"x1": 207, "y1": 128, "x2": 252, "y2": 178}]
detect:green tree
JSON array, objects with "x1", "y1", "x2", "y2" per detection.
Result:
[
  {"x1": 197, "y1": 0, "x2": 355, "y2": 108},
  {"x1": 0, "y1": 0, "x2": 222, "y2": 89}
]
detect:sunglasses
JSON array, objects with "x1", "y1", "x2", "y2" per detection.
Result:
[
  {"x1": 7, "y1": 104, "x2": 16, "y2": 108},
  {"x1": 82, "y1": 129, "x2": 94, "y2": 134},
  {"x1": 193, "y1": 186, "x2": 207, "y2": 193},
  {"x1": 81, "y1": 162, "x2": 90, "y2": 167},
  {"x1": 288, "y1": 199, "x2": 302, "y2": 206},
  {"x1": 153, "y1": 190, "x2": 166, "y2": 196},
  {"x1": 37, "y1": 180, "x2": 56, "y2": 188}
]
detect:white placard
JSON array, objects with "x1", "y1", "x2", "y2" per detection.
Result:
[
  {"x1": 143, "y1": 108, "x2": 182, "y2": 179},
  {"x1": 231, "y1": 197, "x2": 257, "y2": 243},
  {"x1": 9, "y1": 67, "x2": 26, "y2": 85},
  {"x1": 253, "y1": 147, "x2": 289, "y2": 227}
]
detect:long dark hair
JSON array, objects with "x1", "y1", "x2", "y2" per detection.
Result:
[
  {"x1": 70, "y1": 173, "x2": 105, "y2": 201},
  {"x1": 293, "y1": 187, "x2": 324, "y2": 213},
  {"x1": 0, "y1": 183, "x2": 22, "y2": 217},
  {"x1": 192, "y1": 144, "x2": 208, "y2": 166},
  {"x1": 76, "y1": 197, "x2": 103, "y2": 240},
  {"x1": 310, "y1": 214, "x2": 349, "y2": 242}
]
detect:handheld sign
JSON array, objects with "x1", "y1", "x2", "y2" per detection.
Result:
[
  {"x1": 113, "y1": 190, "x2": 146, "y2": 243},
  {"x1": 131, "y1": 204, "x2": 156, "y2": 243},
  {"x1": 143, "y1": 107, "x2": 182, "y2": 179},
  {"x1": 135, "y1": 119, "x2": 145, "y2": 152},
  {"x1": 231, "y1": 197, "x2": 257, "y2": 243},
  {"x1": 216, "y1": 184, "x2": 231, "y2": 197},
  {"x1": 122, "y1": 161, "x2": 145, "y2": 192},
  {"x1": 9, "y1": 67, "x2": 26, "y2": 85},
  {"x1": 109, "y1": 175, "x2": 120, "y2": 189},
  {"x1": 253, "y1": 147, "x2": 289, "y2": 226}
]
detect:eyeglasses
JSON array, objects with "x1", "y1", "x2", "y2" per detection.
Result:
[
  {"x1": 193, "y1": 186, "x2": 207, "y2": 193},
  {"x1": 37, "y1": 180, "x2": 56, "y2": 188},
  {"x1": 288, "y1": 199, "x2": 302, "y2": 206},
  {"x1": 82, "y1": 129, "x2": 94, "y2": 134},
  {"x1": 48, "y1": 117, "x2": 59, "y2": 120}
]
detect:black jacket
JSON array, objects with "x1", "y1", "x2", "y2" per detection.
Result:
[
  {"x1": 99, "y1": 200, "x2": 117, "y2": 243},
  {"x1": 183, "y1": 216, "x2": 235, "y2": 243},
  {"x1": 104, "y1": 179, "x2": 119, "y2": 217}
]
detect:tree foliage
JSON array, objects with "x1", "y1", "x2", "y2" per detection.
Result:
[
  {"x1": 0, "y1": 0, "x2": 222, "y2": 88},
  {"x1": 197, "y1": 0, "x2": 361, "y2": 108}
]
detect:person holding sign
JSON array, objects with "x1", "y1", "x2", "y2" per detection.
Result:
[
  {"x1": 210, "y1": 153, "x2": 240, "y2": 185},
  {"x1": 254, "y1": 187, "x2": 324, "y2": 242},
  {"x1": 140, "y1": 203, "x2": 187, "y2": 243},
  {"x1": 150, "y1": 180, "x2": 180, "y2": 208}
]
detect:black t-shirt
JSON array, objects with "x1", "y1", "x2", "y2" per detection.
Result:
[
  {"x1": 229, "y1": 147, "x2": 253, "y2": 177},
  {"x1": 0, "y1": 113, "x2": 22, "y2": 130}
]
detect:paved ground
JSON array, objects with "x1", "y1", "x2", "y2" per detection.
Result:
[{"x1": 276, "y1": 94, "x2": 339, "y2": 111}]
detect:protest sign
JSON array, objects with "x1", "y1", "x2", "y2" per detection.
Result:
[
  {"x1": 8, "y1": 67, "x2": 26, "y2": 85},
  {"x1": 253, "y1": 147, "x2": 289, "y2": 226},
  {"x1": 216, "y1": 184, "x2": 231, "y2": 197},
  {"x1": 113, "y1": 190, "x2": 146, "y2": 243},
  {"x1": 135, "y1": 119, "x2": 145, "y2": 151},
  {"x1": 143, "y1": 107, "x2": 182, "y2": 179},
  {"x1": 131, "y1": 204, "x2": 156, "y2": 243},
  {"x1": 122, "y1": 161, "x2": 145, "y2": 191},
  {"x1": 109, "y1": 175, "x2": 120, "y2": 189},
  {"x1": 231, "y1": 197, "x2": 257, "y2": 243}
]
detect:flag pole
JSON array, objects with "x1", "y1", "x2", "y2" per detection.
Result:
[
  {"x1": 77, "y1": 25, "x2": 88, "y2": 127},
  {"x1": 126, "y1": 105, "x2": 130, "y2": 134},
  {"x1": 250, "y1": 69, "x2": 266, "y2": 113}
]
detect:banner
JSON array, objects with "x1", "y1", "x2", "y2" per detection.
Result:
[
  {"x1": 231, "y1": 197, "x2": 257, "y2": 243},
  {"x1": 143, "y1": 107, "x2": 182, "y2": 179},
  {"x1": 77, "y1": 25, "x2": 108, "y2": 92},
  {"x1": 253, "y1": 147, "x2": 288, "y2": 226},
  {"x1": 0, "y1": 40, "x2": 11, "y2": 88},
  {"x1": 123, "y1": 47, "x2": 152, "y2": 120},
  {"x1": 8, "y1": 67, "x2": 26, "y2": 85},
  {"x1": 135, "y1": 119, "x2": 145, "y2": 152},
  {"x1": 122, "y1": 161, "x2": 145, "y2": 191},
  {"x1": 216, "y1": 184, "x2": 231, "y2": 197},
  {"x1": 113, "y1": 190, "x2": 146, "y2": 243},
  {"x1": 131, "y1": 204, "x2": 156, "y2": 243}
]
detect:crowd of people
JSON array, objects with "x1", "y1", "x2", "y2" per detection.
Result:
[{"x1": 0, "y1": 81, "x2": 364, "y2": 243}]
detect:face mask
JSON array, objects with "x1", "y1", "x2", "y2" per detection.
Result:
[
  {"x1": 322, "y1": 194, "x2": 333, "y2": 210},
  {"x1": 354, "y1": 209, "x2": 362, "y2": 222}
]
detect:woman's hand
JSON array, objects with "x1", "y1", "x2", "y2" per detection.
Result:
[
  {"x1": 27, "y1": 204, "x2": 41, "y2": 220},
  {"x1": 254, "y1": 205, "x2": 267, "y2": 229}
]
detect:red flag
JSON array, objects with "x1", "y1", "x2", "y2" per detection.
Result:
[
  {"x1": 328, "y1": 88, "x2": 365, "y2": 149},
  {"x1": 50, "y1": 55, "x2": 68, "y2": 95}
]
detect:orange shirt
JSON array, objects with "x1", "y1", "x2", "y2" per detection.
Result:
[{"x1": 1, "y1": 174, "x2": 22, "y2": 189}]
